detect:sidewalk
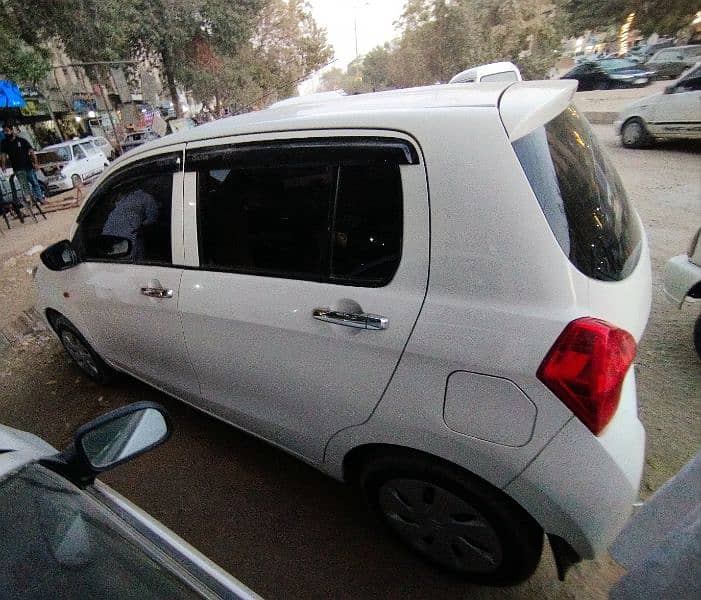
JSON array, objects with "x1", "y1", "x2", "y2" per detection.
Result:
[
  {"x1": 0, "y1": 191, "x2": 82, "y2": 262},
  {"x1": 576, "y1": 81, "x2": 667, "y2": 125}
]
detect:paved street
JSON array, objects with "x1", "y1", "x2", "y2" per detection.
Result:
[{"x1": 1, "y1": 125, "x2": 699, "y2": 599}]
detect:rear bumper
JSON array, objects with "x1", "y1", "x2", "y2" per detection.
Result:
[
  {"x1": 663, "y1": 254, "x2": 701, "y2": 307},
  {"x1": 505, "y1": 373, "x2": 645, "y2": 559}
]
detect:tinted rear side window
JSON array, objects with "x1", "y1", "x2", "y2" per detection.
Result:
[{"x1": 513, "y1": 105, "x2": 642, "y2": 281}]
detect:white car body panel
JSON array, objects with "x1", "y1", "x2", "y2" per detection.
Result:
[
  {"x1": 35, "y1": 80, "x2": 649, "y2": 563},
  {"x1": 663, "y1": 254, "x2": 701, "y2": 306},
  {"x1": 180, "y1": 130, "x2": 429, "y2": 464}
]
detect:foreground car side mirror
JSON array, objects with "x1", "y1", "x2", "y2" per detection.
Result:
[
  {"x1": 42, "y1": 401, "x2": 172, "y2": 487},
  {"x1": 40, "y1": 239, "x2": 79, "y2": 271}
]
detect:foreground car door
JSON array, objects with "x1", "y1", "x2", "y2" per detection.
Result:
[
  {"x1": 179, "y1": 134, "x2": 429, "y2": 463},
  {"x1": 67, "y1": 150, "x2": 200, "y2": 401}
]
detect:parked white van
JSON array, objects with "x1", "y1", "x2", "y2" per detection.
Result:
[
  {"x1": 36, "y1": 80, "x2": 650, "y2": 586},
  {"x1": 36, "y1": 140, "x2": 109, "y2": 193},
  {"x1": 449, "y1": 61, "x2": 523, "y2": 83}
]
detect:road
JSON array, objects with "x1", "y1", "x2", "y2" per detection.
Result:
[{"x1": 1, "y1": 126, "x2": 699, "y2": 599}]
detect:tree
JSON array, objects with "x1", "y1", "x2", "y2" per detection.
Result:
[
  {"x1": 181, "y1": 0, "x2": 332, "y2": 112},
  {"x1": 557, "y1": 0, "x2": 699, "y2": 36},
  {"x1": 0, "y1": 22, "x2": 50, "y2": 84},
  {"x1": 0, "y1": 0, "x2": 268, "y2": 117},
  {"x1": 323, "y1": 0, "x2": 559, "y2": 92}
]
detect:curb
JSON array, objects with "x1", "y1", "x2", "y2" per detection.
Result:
[{"x1": 584, "y1": 111, "x2": 618, "y2": 125}]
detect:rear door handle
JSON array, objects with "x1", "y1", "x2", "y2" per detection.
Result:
[
  {"x1": 313, "y1": 308, "x2": 388, "y2": 330},
  {"x1": 140, "y1": 286, "x2": 173, "y2": 298}
]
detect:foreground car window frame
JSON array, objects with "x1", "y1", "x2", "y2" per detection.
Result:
[{"x1": 0, "y1": 463, "x2": 229, "y2": 599}]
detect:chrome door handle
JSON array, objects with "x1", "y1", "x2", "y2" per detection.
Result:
[
  {"x1": 140, "y1": 286, "x2": 173, "y2": 299},
  {"x1": 313, "y1": 308, "x2": 388, "y2": 330}
]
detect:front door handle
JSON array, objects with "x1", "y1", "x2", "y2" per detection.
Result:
[
  {"x1": 313, "y1": 308, "x2": 388, "y2": 330},
  {"x1": 140, "y1": 286, "x2": 173, "y2": 299}
]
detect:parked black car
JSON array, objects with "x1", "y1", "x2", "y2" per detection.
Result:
[{"x1": 561, "y1": 59, "x2": 654, "y2": 91}]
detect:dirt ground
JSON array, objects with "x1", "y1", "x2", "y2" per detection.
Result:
[{"x1": 0, "y1": 127, "x2": 699, "y2": 599}]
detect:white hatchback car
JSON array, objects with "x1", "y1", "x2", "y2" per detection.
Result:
[
  {"x1": 36, "y1": 80, "x2": 651, "y2": 585},
  {"x1": 36, "y1": 139, "x2": 109, "y2": 193},
  {"x1": 615, "y1": 62, "x2": 701, "y2": 147}
]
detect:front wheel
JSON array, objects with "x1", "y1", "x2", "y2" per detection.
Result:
[
  {"x1": 621, "y1": 118, "x2": 652, "y2": 148},
  {"x1": 359, "y1": 454, "x2": 544, "y2": 585},
  {"x1": 53, "y1": 315, "x2": 116, "y2": 384}
]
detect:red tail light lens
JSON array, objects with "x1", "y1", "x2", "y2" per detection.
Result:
[{"x1": 537, "y1": 317, "x2": 637, "y2": 435}]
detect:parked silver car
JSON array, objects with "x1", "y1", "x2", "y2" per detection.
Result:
[
  {"x1": 0, "y1": 402, "x2": 259, "y2": 599},
  {"x1": 663, "y1": 228, "x2": 701, "y2": 357}
]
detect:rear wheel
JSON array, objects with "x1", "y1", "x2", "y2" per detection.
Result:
[
  {"x1": 53, "y1": 315, "x2": 116, "y2": 384},
  {"x1": 621, "y1": 118, "x2": 652, "y2": 148},
  {"x1": 359, "y1": 453, "x2": 544, "y2": 585},
  {"x1": 693, "y1": 313, "x2": 701, "y2": 359}
]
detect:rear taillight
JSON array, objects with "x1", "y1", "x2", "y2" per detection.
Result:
[{"x1": 537, "y1": 317, "x2": 636, "y2": 436}]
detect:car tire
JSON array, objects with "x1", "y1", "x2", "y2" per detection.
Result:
[
  {"x1": 694, "y1": 313, "x2": 701, "y2": 359},
  {"x1": 358, "y1": 453, "x2": 544, "y2": 585},
  {"x1": 53, "y1": 315, "x2": 116, "y2": 384},
  {"x1": 71, "y1": 174, "x2": 82, "y2": 189},
  {"x1": 621, "y1": 118, "x2": 652, "y2": 148}
]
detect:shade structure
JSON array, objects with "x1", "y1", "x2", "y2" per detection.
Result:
[{"x1": 0, "y1": 81, "x2": 26, "y2": 109}]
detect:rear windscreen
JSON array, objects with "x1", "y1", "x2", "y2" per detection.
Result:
[{"x1": 513, "y1": 105, "x2": 642, "y2": 281}]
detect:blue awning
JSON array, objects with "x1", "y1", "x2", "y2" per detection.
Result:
[{"x1": 0, "y1": 80, "x2": 26, "y2": 108}]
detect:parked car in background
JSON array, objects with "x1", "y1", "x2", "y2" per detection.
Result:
[
  {"x1": 86, "y1": 135, "x2": 116, "y2": 160},
  {"x1": 36, "y1": 79, "x2": 651, "y2": 586},
  {"x1": 626, "y1": 39, "x2": 676, "y2": 63},
  {"x1": 36, "y1": 139, "x2": 109, "y2": 194},
  {"x1": 561, "y1": 58, "x2": 654, "y2": 90},
  {"x1": 663, "y1": 228, "x2": 701, "y2": 358},
  {"x1": 645, "y1": 45, "x2": 701, "y2": 79},
  {"x1": 449, "y1": 61, "x2": 522, "y2": 83},
  {"x1": 0, "y1": 402, "x2": 258, "y2": 599},
  {"x1": 615, "y1": 62, "x2": 701, "y2": 147},
  {"x1": 121, "y1": 129, "x2": 160, "y2": 153}
]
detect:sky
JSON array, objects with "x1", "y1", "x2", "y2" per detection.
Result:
[{"x1": 300, "y1": 0, "x2": 406, "y2": 93}]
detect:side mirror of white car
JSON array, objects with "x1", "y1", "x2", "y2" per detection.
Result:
[{"x1": 40, "y1": 239, "x2": 79, "y2": 271}]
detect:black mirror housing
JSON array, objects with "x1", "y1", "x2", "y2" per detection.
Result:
[{"x1": 40, "y1": 240, "x2": 79, "y2": 271}]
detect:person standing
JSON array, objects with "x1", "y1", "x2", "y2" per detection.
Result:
[{"x1": 0, "y1": 122, "x2": 46, "y2": 204}]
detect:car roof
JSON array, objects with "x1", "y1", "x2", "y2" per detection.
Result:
[{"x1": 114, "y1": 80, "x2": 577, "y2": 162}]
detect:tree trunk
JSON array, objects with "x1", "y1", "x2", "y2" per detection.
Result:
[{"x1": 160, "y1": 44, "x2": 183, "y2": 118}]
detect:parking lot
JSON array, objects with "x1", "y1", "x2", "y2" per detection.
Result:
[{"x1": 1, "y1": 124, "x2": 699, "y2": 599}]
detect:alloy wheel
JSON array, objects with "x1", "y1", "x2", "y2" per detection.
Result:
[{"x1": 378, "y1": 478, "x2": 503, "y2": 573}]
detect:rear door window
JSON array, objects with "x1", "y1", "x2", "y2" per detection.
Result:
[
  {"x1": 513, "y1": 106, "x2": 642, "y2": 281},
  {"x1": 189, "y1": 138, "x2": 411, "y2": 286}
]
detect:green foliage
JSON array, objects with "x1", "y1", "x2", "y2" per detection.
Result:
[
  {"x1": 556, "y1": 0, "x2": 700, "y2": 36},
  {"x1": 322, "y1": 0, "x2": 560, "y2": 92},
  {"x1": 0, "y1": 22, "x2": 50, "y2": 84},
  {"x1": 0, "y1": 0, "x2": 331, "y2": 114}
]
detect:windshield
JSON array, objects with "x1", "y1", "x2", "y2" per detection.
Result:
[
  {"x1": 0, "y1": 464, "x2": 204, "y2": 599},
  {"x1": 37, "y1": 148, "x2": 71, "y2": 164},
  {"x1": 598, "y1": 59, "x2": 638, "y2": 72}
]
